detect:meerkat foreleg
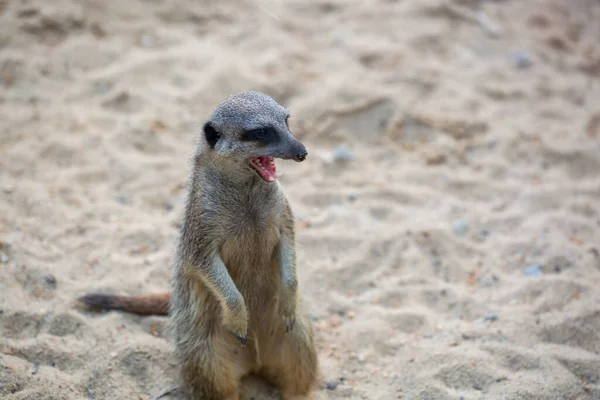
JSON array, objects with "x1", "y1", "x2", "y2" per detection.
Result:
[
  {"x1": 194, "y1": 253, "x2": 249, "y2": 344},
  {"x1": 278, "y1": 219, "x2": 299, "y2": 333}
]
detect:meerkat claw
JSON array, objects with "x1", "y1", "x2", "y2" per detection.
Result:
[
  {"x1": 286, "y1": 318, "x2": 296, "y2": 333},
  {"x1": 232, "y1": 330, "x2": 248, "y2": 345}
]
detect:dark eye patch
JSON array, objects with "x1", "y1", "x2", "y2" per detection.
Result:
[{"x1": 241, "y1": 126, "x2": 279, "y2": 145}]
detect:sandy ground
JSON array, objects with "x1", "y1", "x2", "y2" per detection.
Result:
[{"x1": 2, "y1": 0, "x2": 600, "y2": 398}]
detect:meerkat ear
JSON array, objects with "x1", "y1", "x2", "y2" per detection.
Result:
[{"x1": 203, "y1": 122, "x2": 220, "y2": 148}]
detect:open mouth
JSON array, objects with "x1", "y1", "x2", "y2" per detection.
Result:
[{"x1": 249, "y1": 156, "x2": 277, "y2": 182}]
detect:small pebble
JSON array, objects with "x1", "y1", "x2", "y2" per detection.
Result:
[
  {"x1": 347, "y1": 193, "x2": 358, "y2": 202},
  {"x1": 508, "y1": 50, "x2": 533, "y2": 69},
  {"x1": 477, "y1": 10, "x2": 502, "y2": 37},
  {"x1": 524, "y1": 265, "x2": 543, "y2": 277},
  {"x1": 479, "y1": 229, "x2": 490, "y2": 238},
  {"x1": 141, "y1": 35, "x2": 156, "y2": 48},
  {"x1": 332, "y1": 145, "x2": 355, "y2": 162},
  {"x1": 94, "y1": 80, "x2": 111, "y2": 94},
  {"x1": 424, "y1": 151, "x2": 447, "y2": 166},
  {"x1": 0, "y1": 253, "x2": 8, "y2": 263},
  {"x1": 554, "y1": 265, "x2": 562, "y2": 273},
  {"x1": 452, "y1": 220, "x2": 469, "y2": 236},
  {"x1": 326, "y1": 381, "x2": 339, "y2": 390},
  {"x1": 114, "y1": 196, "x2": 128, "y2": 205},
  {"x1": 478, "y1": 274, "x2": 499, "y2": 287},
  {"x1": 43, "y1": 274, "x2": 57, "y2": 285},
  {"x1": 483, "y1": 312, "x2": 498, "y2": 322}
]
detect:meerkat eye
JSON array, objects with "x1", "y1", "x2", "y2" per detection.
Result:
[
  {"x1": 242, "y1": 127, "x2": 277, "y2": 143},
  {"x1": 256, "y1": 128, "x2": 268, "y2": 138}
]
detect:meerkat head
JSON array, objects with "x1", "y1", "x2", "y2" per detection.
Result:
[{"x1": 201, "y1": 91, "x2": 307, "y2": 183}]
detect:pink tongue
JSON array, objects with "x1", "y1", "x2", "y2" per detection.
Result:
[{"x1": 252, "y1": 156, "x2": 277, "y2": 182}]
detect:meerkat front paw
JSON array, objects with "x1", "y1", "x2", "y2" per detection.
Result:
[
  {"x1": 279, "y1": 296, "x2": 297, "y2": 333},
  {"x1": 283, "y1": 311, "x2": 296, "y2": 333},
  {"x1": 223, "y1": 301, "x2": 249, "y2": 345},
  {"x1": 232, "y1": 329, "x2": 248, "y2": 345}
]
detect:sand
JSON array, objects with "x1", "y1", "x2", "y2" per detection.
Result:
[{"x1": 1, "y1": 0, "x2": 600, "y2": 398}]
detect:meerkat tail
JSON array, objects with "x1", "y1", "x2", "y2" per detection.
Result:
[{"x1": 77, "y1": 292, "x2": 171, "y2": 316}]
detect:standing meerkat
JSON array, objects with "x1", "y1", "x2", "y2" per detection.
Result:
[{"x1": 78, "y1": 91, "x2": 319, "y2": 400}]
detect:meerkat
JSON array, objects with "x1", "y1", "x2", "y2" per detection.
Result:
[{"x1": 78, "y1": 91, "x2": 319, "y2": 400}]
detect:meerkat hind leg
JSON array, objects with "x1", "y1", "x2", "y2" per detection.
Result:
[
  {"x1": 180, "y1": 358, "x2": 239, "y2": 400},
  {"x1": 259, "y1": 314, "x2": 318, "y2": 400},
  {"x1": 179, "y1": 338, "x2": 251, "y2": 400}
]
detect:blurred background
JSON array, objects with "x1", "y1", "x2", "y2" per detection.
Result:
[{"x1": 1, "y1": 0, "x2": 600, "y2": 399}]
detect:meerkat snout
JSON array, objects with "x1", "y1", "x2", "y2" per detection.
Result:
[
  {"x1": 286, "y1": 139, "x2": 308, "y2": 162},
  {"x1": 295, "y1": 149, "x2": 307, "y2": 162}
]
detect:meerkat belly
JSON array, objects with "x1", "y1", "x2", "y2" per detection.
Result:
[{"x1": 220, "y1": 222, "x2": 282, "y2": 323}]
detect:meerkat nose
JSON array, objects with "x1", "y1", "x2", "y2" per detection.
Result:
[{"x1": 296, "y1": 150, "x2": 308, "y2": 162}]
